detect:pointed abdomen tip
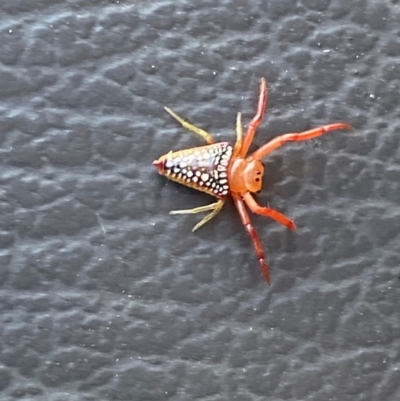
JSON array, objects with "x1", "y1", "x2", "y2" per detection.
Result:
[{"x1": 153, "y1": 158, "x2": 164, "y2": 171}]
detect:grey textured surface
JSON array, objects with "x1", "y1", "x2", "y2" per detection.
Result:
[{"x1": 0, "y1": 0, "x2": 399, "y2": 400}]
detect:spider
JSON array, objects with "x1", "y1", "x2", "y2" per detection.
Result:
[{"x1": 153, "y1": 78, "x2": 352, "y2": 285}]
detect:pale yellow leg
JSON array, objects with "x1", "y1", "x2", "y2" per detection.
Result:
[
  {"x1": 233, "y1": 112, "x2": 243, "y2": 157},
  {"x1": 170, "y1": 199, "x2": 225, "y2": 231},
  {"x1": 164, "y1": 107, "x2": 215, "y2": 144}
]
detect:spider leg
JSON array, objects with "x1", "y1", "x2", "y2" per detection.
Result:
[
  {"x1": 233, "y1": 194, "x2": 271, "y2": 285},
  {"x1": 250, "y1": 123, "x2": 353, "y2": 161},
  {"x1": 238, "y1": 78, "x2": 268, "y2": 158},
  {"x1": 170, "y1": 199, "x2": 225, "y2": 232},
  {"x1": 164, "y1": 107, "x2": 215, "y2": 145},
  {"x1": 242, "y1": 192, "x2": 296, "y2": 230},
  {"x1": 233, "y1": 112, "x2": 243, "y2": 157}
]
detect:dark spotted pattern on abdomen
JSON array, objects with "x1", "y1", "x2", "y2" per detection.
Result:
[{"x1": 155, "y1": 142, "x2": 233, "y2": 198}]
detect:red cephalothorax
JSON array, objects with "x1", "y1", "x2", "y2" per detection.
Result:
[{"x1": 153, "y1": 78, "x2": 352, "y2": 285}]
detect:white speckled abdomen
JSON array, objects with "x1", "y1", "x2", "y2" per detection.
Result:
[{"x1": 153, "y1": 142, "x2": 233, "y2": 199}]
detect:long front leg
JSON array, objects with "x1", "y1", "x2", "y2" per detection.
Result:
[
  {"x1": 242, "y1": 192, "x2": 296, "y2": 230},
  {"x1": 250, "y1": 123, "x2": 352, "y2": 161},
  {"x1": 233, "y1": 194, "x2": 271, "y2": 285},
  {"x1": 238, "y1": 78, "x2": 268, "y2": 158},
  {"x1": 164, "y1": 107, "x2": 216, "y2": 145}
]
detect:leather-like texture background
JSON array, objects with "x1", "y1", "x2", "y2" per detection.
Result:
[{"x1": 0, "y1": 1, "x2": 399, "y2": 400}]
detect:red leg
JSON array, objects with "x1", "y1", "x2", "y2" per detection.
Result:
[
  {"x1": 250, "y1": 123, "x2": 353, "y2": 161},
  {"x1": 242, "y1": 192, "x2": 296, "y2": 230},
  {"x1": 238, "y1": 78, "x2": 268, "y2": 158},
  {"x1": 233, "y1": 194, "x2": 271, "y2": 285}
]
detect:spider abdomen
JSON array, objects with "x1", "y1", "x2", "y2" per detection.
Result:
[{"x1": 154, "y1": 142, "x2": 233, "y2": 198}]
